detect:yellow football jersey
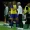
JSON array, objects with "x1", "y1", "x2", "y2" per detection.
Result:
[
  {"x1": 10, "y1": 5, "x2": 17, "y2": 14},
  {"x1": 24, "y1": 6, "x2": 30, "y2": 14},
  {"x1": 13, "y1": 5, "x2": 17, "y2": 9},
  {"x1": 11, "y1": 8, "x2": 17, "y2": 14},
  {"x1": 28, "y1": 7, "x2": 30, "y2": 12}
]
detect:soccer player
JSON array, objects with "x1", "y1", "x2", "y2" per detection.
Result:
[
  {"x1": 4, "y1": 3, "x2": 9, "y2": 25},
  {"x1": 9, "y1": 1, "x2": 18, "y2": 28},
  {"x1": 7, "y1": 2, "x2": 13, "y2": 28},
  {"x1": 17, "y1": 2, "x2": 23, "y2": 30}
]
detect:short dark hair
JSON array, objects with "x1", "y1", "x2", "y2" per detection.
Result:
[{"x1": 6, "y1": 2, "x2": 8, "y2": 6}]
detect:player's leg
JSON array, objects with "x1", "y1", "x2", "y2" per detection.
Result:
[
  {"x1": 9, "y1": 14, "x2": 14, "y2": 28},
  {"x1": 6, "y1": 15, "x2": 9, "y2": 25},
  {"x1": 17, "y1": 14, "x2": 23, "y2": 30},
  {"x1": 4, "y1": 15, "x2": 6, "y2": 25},
  {"x1": 15, "y1": 14, "x2": 19, "y2": 27},
  {"x1": 6, "y1": 14, "x2": 8, "y2": 23},
  {"x1": 25, "y1": 14, "x2": 30, "y2": 28},
  {"x1": 18, "y1": 14, "x2": 23, "y2": 28},
  {"x1": 4, "y1": 15, "x2": 9, "y2": 26}
]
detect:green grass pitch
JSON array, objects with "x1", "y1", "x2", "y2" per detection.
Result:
[
  {"x1": 0, "y1": 18, "x2": 30, "y2": 30},
  {"x1": 0, "y1": 24, "x2": 30, "y2": 30}
]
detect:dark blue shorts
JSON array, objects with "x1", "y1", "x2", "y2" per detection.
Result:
[{"x1": 10, "y1": 14, "x2": 18, "y2": 18}]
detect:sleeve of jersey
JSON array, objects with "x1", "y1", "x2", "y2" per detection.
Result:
[{"x1": 24, "y1": 6, "x2": 27, "y2": 14}]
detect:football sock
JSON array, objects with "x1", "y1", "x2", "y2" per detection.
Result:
[
  {"x1": 16, "y1": 20, "x2": 19, "y2": 27},
  {"x1": 10, "y1": 21, "x2": 13, "y2": 28}
]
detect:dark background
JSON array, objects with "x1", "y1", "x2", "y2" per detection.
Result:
[{"x1": 0, "y1": 0, "x2": 30, "y2": 21}]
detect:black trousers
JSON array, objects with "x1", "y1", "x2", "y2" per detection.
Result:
[
  {"x1": 18, "y1": 14, "x2": 23, "y2": 28},
  {"x1": 26, "y1": 14, "x2": 30, "y2": 24}
]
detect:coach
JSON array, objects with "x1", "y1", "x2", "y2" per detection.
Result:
[{"x1": 17, "y1": 2, "x2": 23, "y2": 28}]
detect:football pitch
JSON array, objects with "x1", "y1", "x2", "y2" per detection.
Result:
[
  {"x1": 0, "y1": 22, "x2": 30, "y2": 30},
  {"x1": 0, "y1": 25, "x2": 16, "y2": 30}
]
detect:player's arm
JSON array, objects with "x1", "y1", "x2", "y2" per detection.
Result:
[
  {"x1": 16, "y1": 8, "x2": 18, "y2": 13},
  {"x1": 9, "y1": 11, "x2": 11, "y2": 14},
  {"x1": 8, "y1": 7, "x2": 11, "y2": 14},
  {"x1": 24, "y1": 6, "x2": 28, "y2": 14},
  {"x1": 8, "y1": 9, "x2": 11, "y2": 17},
  {"x1": 16, "y1": 5, "x2": 18, "y2": 13}
]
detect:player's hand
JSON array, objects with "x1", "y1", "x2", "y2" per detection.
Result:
[{"x1": 9, "y1": 15, "x2": 10, "y2": 17}]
